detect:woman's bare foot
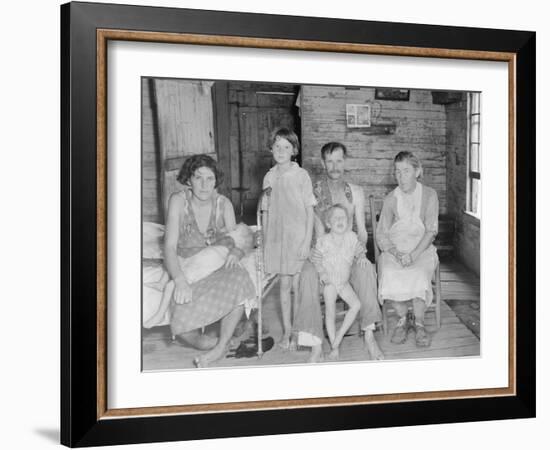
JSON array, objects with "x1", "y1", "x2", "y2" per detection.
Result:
[
  {"x1": 176, "y1": 332, "x2": 218, "y2": 350},
  {"x1": 307, "y1": 344, "x2": 323, "y2": 363},
  {"x1": 364, "y1": 329, "x2": 385, "y2": 360},
  {"x1": 193, "y1": 342, "x2": 228, "y2": 368}
]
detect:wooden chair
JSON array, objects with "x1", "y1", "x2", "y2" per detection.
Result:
[{"x1": 369, "y1": 195, "x2": 442, "y2": 336}]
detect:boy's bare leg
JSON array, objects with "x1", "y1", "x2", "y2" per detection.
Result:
[
  {"x1": 144, "y1": 280, "x2": 174, "y2": 329},
  {"x1": 308, "y1": 344, "x2": 323, "y2": 363},
  {"x1": 323, "y1": 284, "x2": 337, "y2": 358},
  {"x1": 331, "y1": 283, "x2": 360, "y2": 358},
  {"x1": 278, "y1": 275, "x2": 293, "y2": 349},
  {"x1": 194, "y1": 306, "x2": 245, "y2": 367}
]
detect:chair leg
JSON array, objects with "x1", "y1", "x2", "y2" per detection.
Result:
[
  {"x1": 435, "y1": 263, "x2": 442, "y2": 329},
  {"x1": 382, "y1": 301, "x2": 388, "y2": 336}
]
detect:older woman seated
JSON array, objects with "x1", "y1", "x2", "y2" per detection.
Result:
[
  {"x1": 143, "y1": 154, "x2": 256, "y2": 367},
  {"x1": 376, "y1": 151, "x2": 439, "y2": 347}
]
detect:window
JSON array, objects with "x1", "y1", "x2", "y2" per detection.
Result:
[{"x1": 466, "y1": 92, "x2": 481, "y2": 217}]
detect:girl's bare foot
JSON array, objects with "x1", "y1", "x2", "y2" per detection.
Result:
[
  {"x1": 288, "y1": 334, "x2": 298, "y2": 351},
  {"x1": 364, "y1": 330, "x2": 385, "y2": 360},
  {"x1": 327, "y1": 347, "x2": 339, "y2": 360},
  {"x1": 278, "y1": 333, "x2": 291, "y2": 350},
  {"x1": 307, "y1": 344, "x2": 323, "y2": 363}
]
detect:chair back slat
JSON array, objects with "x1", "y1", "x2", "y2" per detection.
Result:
[{"x1": 369, "y1": 195, "x2": 381, "y2": 265}]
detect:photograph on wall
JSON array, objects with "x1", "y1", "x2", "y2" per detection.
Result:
[{"x1": 141, "y1": 78, "x2": 481, "y2": 371}]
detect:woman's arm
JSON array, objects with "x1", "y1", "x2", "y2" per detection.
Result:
[
  {"x1": 408, "y1": 231, "x2": 436, "y2": 262},
  {"x1": 376, "y1": 195, "x2": 396, "y2": 253},
  {"x1": 408, "y1": 189, "x2": 439, "y2": 263},
  {"x1": 164, "y1": 194, "x2": 193, "y2": 303},
  {"x1": 222, "y1": 197, "x2": 237, "y2": 232},
  {"x1": 164, "y1": 194, "x2": 185, "y2": 281},
  {"x1": 222, "y1": 198, "x2": 243, "y2": 268}
]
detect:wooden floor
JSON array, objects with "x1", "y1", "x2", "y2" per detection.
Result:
[{"x1": 142, "y1": 258, "x2": 480, "y2": 371}]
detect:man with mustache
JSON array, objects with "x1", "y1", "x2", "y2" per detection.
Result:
[{"x1": 292, "y1": 142, "x2": 384, "y2": 362}]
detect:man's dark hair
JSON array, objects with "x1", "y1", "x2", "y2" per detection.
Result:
[{"x1": 321, "y1": 142, "x2": 347, "y2": 160}]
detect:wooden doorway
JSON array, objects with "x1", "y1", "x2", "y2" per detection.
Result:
[{"x1": 227, "y1": 82, "x2": 301, "y2": 220}]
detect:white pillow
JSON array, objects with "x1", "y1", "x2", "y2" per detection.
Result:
[{"x1": 143, "y1": 222, "x2": 164, "y2": 259}]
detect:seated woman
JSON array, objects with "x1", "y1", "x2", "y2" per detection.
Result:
[
  {"x1": 376, "y1": 151, "x2": 439, "y2": 347},
  {"x1": 143, "y1": 154, "x2": 256, "y2": 367},
  {"x1": 144, "y1": 223, "x2": 254, "y2": 329}
]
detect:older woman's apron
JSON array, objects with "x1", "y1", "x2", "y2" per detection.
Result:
[{"x1": 378, "y1": 184, "x2": 437, "y2": 306}]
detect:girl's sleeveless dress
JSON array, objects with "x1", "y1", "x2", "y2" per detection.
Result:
[{"x1": 261, "y1": 162, "x2": 316, "y2": 275}]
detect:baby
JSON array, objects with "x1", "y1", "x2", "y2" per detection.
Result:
[
  {"x1": 143, "y1": 223, "x2": 255, "y2": 329},
  {"x1": 313, "y1": 204, "x2": 367, "y2": 359}
]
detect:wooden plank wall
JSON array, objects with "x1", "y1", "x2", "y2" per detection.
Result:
[
  {"x1": 142, "y1": 78, "x2": 161, "y2": 224},
  {"x1": 147, "y1": 79, "x2": 217, "y2": 222},
  {"x1": 300, "y1": 86, "x2": 448, "y2": 225},
  {"x1": 445, "y1": 97, "x2": 480, "y2": 275},
  {"x1": 227, "y1": 82, "x2": 298, "y2": 210}
]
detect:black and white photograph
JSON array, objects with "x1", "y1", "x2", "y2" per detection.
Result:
[{"x1": 141, "y1": 78, "x2": 481, "y2": 370}]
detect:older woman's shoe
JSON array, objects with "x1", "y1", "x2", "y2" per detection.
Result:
[
  {"x1": 391, "y1": 316, "x2": 408, "y2": 344},
  {"x1": 415, "y1": 323, "x2": 430, "y2": 347}
]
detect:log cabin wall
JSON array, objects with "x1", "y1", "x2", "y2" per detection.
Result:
[
  {"x1": 226, "y1": 82, "x2": 299, "y2": 215},
  {"x1": 143, "y1": 80, "x2": 480, "y2": 274},
  {"x1": 142, "y1": 78, "x2": 162, "y2": 224},
  {"x1": 142, "y1": 78, "x2": 218, "y2": 224},
  {"x1": 153, "y1": 79, "x2": 217, "y2": 218},
  {"x1": 445, "y1": 97, "x2": 480, "y2": 275},
  {"x1": 300, "y1": 86, "x2": 448, "y2": 228}
]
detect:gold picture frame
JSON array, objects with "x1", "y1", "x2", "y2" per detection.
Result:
[{"x1": 61, "y1": 2, "x2": 535, "y2": 446}]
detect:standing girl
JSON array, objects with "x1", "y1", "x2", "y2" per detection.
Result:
[{"x1": 261, "y1": 128, "x2": 316, "y2": 349}]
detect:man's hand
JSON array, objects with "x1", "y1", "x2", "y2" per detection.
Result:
[
  {"x1": 357, "y1": 256, "x2": 368, "y2": 269},
  {"x1": 310, "y1": 247, "x2": 322, "y2": 265},
  {"x1": 298, "y1": 242, "x2": 310, "y2": 259},
  {"x1": 399, "y1": 253, "x2": 413, "y2": 267}
]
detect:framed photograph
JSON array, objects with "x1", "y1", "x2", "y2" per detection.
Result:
[
  {"x1": 375, "y1": 87, "x2": 410, "y2": 101},
  {"x1": 346, "y1": 103, "x2": 372, "y2": 127},
  {"x1": 61, "y1": 1, "x2": 535, "y2": 447}
]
